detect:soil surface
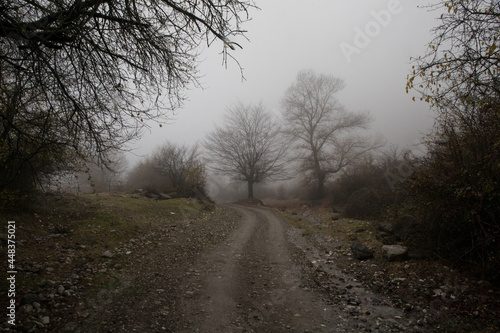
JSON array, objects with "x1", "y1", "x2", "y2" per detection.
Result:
[
  {"x1": 61, "y1": 204, "x2": 416, "y2": 332},
  {"x1": 2, "y1": 199, "x2": 499, "y2": 332}
]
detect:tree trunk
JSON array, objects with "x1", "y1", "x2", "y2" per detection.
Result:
[
  {"x1": 312, "y1": 147, "x2": 326, "y2": 199},
  {"x1": 316, "y1": 172, "x2": 326, "y2": 199},
  {"x1": 247, "y1": 181, "x2": 254, "y2": 198},
  {"x1": 312, "y1": 153, "x2": 326, "y2": 199}
]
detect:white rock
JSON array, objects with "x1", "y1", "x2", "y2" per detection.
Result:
[
  {"x1": 382, "y1": 245, "x2": 408, "y2": 261},
  {"x1": 101, "y1": 251, "x2": 114, "y2": 258},
  {"x1": 57, "y1": 285, "x2": 65, "y2": 294},
  {"x1": 21, "y1": 304, "x2": 33, "y2": 313}
]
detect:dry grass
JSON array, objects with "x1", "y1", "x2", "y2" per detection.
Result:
[{"x1": 0, "y1": 192, "x2": 214, "y2": 298}]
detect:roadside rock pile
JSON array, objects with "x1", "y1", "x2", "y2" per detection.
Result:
[
  {"x1": 130, "y1": 189, "x2": 175, "y2": 200},
  {"x1": 351, "y1": 241, "x2": 374, "y2": 260}
]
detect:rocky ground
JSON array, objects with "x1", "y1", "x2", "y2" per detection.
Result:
[
  {"x1": 0, "y1": 194, "x2": 499, "y2": 332},
  {"x1": 273, "y1": 202, "x2": 500, "y2": 333}
]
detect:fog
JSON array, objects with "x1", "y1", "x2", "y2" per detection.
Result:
[{"x1": 126, "y1": 0, "x2": 440, "y2": 164}]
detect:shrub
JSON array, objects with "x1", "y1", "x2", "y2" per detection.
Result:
[
  {"x1": 329, "y1": 159, "x2": 397, "y2": 220},
  {"x1": 398, "y1": 102, "x2": 500, "y2": 282},
  {"x1": 343, "y1": 187, "x2": 393, "y2": 220}
]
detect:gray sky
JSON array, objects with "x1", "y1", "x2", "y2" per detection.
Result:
[{"x1": 127, "y1": 0, "x2": 440, "y2": 163}]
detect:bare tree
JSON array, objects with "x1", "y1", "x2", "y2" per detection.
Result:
[
  {"x1": 407, "y1": 0, "x2": 499, "y2": 110},
  {"x1": 282, "y1": 70, "x2": 383, "y2": 198},
  {"x1": 0, "y1": 0, "x2": 254, "y2": 194},
  {"x1": 204, "y1": 103, "x2": 288, "y2": 198},
  {"x1": 151, "y1": 141, "x2": 206, "y2": 196},
  {"x1": 88, "y1": 151, "x2": 129, "y2": 192},
  {"x1": 127, "y1": 157, "x2": 165, "y2": 192}
]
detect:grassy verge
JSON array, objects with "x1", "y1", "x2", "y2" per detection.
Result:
[
  {"x1": 277, "y1": 206, "x2": 378, "y2": 251},
  {"x1": 0, "y1": 192, "x2": 214, "y2": 303}
]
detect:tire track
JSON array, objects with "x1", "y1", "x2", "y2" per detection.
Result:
[{"x1": 179, "y1": 204, "x2": 338, "y2": 332}]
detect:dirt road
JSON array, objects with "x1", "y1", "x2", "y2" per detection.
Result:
[
  {"x1": 178, "y1": 204, "x2": 338, "y2": 332},
  {"x1": 172, "y1": 204, "x2": 409, "y2": 333},
  {"x1": 69, "y1": 204, "x2": 410, "y2": 332}
]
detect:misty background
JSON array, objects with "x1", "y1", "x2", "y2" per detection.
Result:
[{"x1": 127, "y1": 0, "x2": 439, "y2": 164}]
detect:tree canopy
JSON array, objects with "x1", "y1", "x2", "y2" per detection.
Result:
[
  {"x1": 282, "y1": 70, "x2": 382, "y2": 198},
  {"x1": 407, "y1": 0, "x2": 500, "y2": 108},
  {"x1": 204, "y1": 103, "x2": 288, "y2": 198},
  {"x1": 0, "y1": 0, "x2": 253, "y2": 195}
]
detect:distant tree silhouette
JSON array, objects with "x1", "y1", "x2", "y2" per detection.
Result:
[
  {"x1": 204, "y1": 103, "x2": 288, "y2": 198},
  {"x1": 282, "y1": 70, "x2": 383, "y2": 198}
]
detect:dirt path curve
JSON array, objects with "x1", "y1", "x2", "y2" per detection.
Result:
[
  {"x1": 178, "y1": 204, "x2": 340, "y2": 332},
  {"x1": 72, "y1": 204, "x2": 410, "y2": 333}
]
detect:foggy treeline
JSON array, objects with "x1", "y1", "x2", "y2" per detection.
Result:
[{"x1": 125, "y1": 70, "x2": 383, "y2": 202}]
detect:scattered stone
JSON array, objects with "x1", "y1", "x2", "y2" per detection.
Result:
[
  {"x1": 393, "y1": 215, "x2": 419, "y2": 241},
  {"x1": 22, "y1": 321, "x2": 36, "y2": 332},
  {"x1": 144, "y1": 192, "x2": 159, "y2": 199},
  {"x1": 102, "y1": 251, "x2": 114, "y2": 258},
  {"x1": 378, "y1": 221, "x2": 398, "y2": 244},
  {"x1": 78, "y1": 310, "x2": 90, "y2": 318},
  {"x1": 21, "y1": 293, "x2": 40, "y2": 305},
  {"x1": 158, "y1": 193, "x2": 172, "y2": 200},
  {"x1": 20, "y1": 304, "x2": 33, "y2": 313},
  {"x1": 41, "y1": 316, "x2": 50, "y2": 325},
  {"x1": 434, "y1": 289, "x2": 444, "y2": 296},
  {"x1": 63, "y1": 321, "x2": 79, "y2": 332},
  {"x1": 378, "y1": 217, "x2": 419, "y2": 245},
  {"x1": 58, "y1": 285, "x2": 65, "y2": 294},
  {"x1": 348, "y1": 298, "x2": 361, "y2": 306},
  {"x1": 378, "y1": 221, "x2": 394, "y2": 234},
  {"x1": 382, "y1": 245, "x2": 408, "y2": 261},
  {"x1": 351, "y1": 241, "x2": 374, "y2": 260}
]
